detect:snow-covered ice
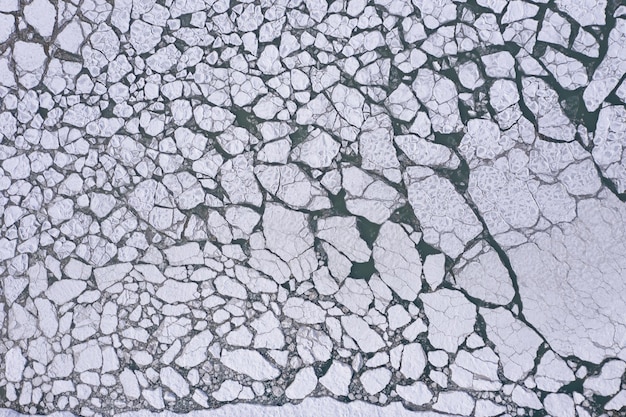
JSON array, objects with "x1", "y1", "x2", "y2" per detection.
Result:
[{"x1": 0, "y1": 1, "x2": 625, "y2": 417}]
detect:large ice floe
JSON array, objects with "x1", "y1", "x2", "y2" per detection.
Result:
[{"x1": 0, "y1": 0, "x2": 625, "y2": 416}]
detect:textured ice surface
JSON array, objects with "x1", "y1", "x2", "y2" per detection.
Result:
[{"x1": 1, "y1": 1, "x2": 626, "y2": 417}]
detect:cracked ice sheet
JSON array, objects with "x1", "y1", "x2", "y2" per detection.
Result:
[{"x1": 2, "y1": 1, "x2": 626, "y2": 417}]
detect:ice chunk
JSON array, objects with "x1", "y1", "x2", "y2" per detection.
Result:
[
  {"x1": 220, "y1": 349, "x2": 280, "y2": 381},
  {"x1": 405, "y1": 167, "x2": 482, "y2": 258},
  {"x1": 373, "y1": 221, "x2": 423, "y2": 300},
  {"x1": 286, "y1": 367, "x2": 317, "y2": 400},
  {"x1": 341, "y1": 315, "x2": 385, "y2": 353},
  {"x1": 420, "y1": 289, "x2": 476, "y2": 353},
  {"x1": 481, "y1": 307, "x2": 542, "y2": 381},
  {"x1": 319, "y1": 361, "x2": 352, "y2": 396}
]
